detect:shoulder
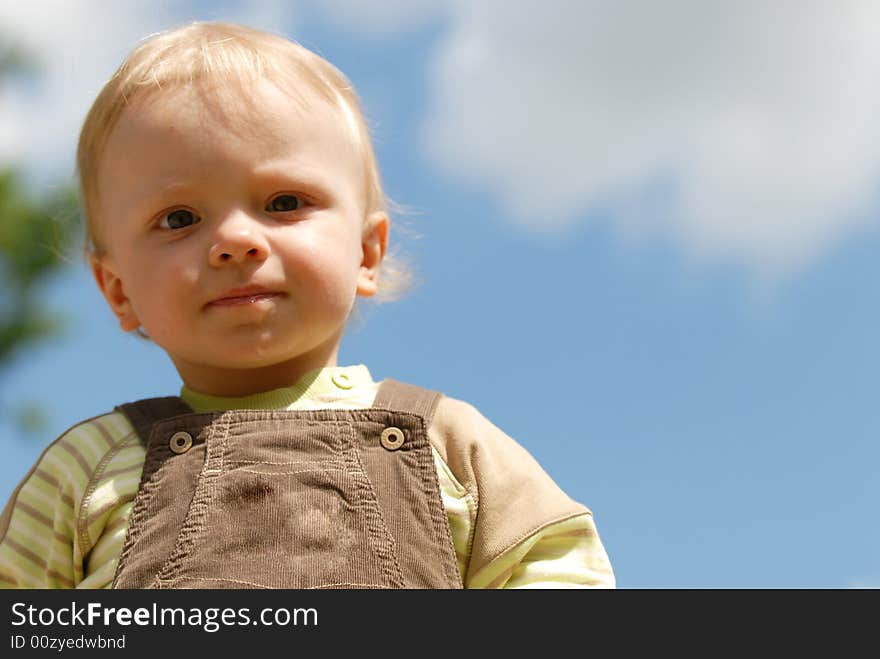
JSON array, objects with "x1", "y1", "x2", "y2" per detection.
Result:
[
  {"x1": 0, "y1": 411, "x2": 141, "y2": 587},
  {"x1": 36, "y1": 411, "x2": 140, "y2": 487},
  {"x1": 0, "y1": 411, "x2": 139, "y2": 541},
  {"x1": 426, "y1": 394, "x2": 590, "y2": 579},
  {"x1": 429, "y1": 395, "x2": 584, "y2": 505},
  {"x1": 427, "y1": 395, "x2": 515, "y2": 468}
]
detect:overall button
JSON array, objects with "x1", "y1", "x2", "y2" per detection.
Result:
[
  {"x1": 169, "y1": 431, "x2": 193, "y2": 454},
  {"x1": 380, "y1": 427, "x2": 405, "y2": 451},
  {"x1": 331, "y1": 372, "x2": 354, "y2": 390}
]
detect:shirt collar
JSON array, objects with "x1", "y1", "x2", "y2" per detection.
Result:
[{"x1": 180, "y1": 364, "x2": 374, "y2": 412}]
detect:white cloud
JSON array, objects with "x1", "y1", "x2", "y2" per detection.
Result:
[
  {"x1": 0, "y1": 1, "x2": 169, "y2": 184},
  {"x1": 312, "y1": 0, "x2": 447, "y2": 37},
  {"x1": 0, "y1": 0, "x2": 301, "y2": 190},
  {"x1": 419, "y1": 1, "x2": 880, "y2": 279},
  {"x1": 4, "y1": 1, "x2": 879, "y2": 280}
]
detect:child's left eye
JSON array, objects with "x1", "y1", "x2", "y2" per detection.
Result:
[
  {"x1": 160, "y1": 209, "x2": 201, "y2": 230},
  {"x1": 265, "y1": 194, "x2": 303, "y2": 212}
]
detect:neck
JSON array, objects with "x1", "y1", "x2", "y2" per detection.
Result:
[{"x1": 172, "y1": 338, "x2": 343, "y2": 398}]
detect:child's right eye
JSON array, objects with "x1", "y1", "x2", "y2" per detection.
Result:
[{"x1": 160, "y1": 209, "x2": 201, "y2": 230}]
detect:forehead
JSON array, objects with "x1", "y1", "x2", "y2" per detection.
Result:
[{"x1": 97, "y1": 77, "x2": 364, "y2": 203}]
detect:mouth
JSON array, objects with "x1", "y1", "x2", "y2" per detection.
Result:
[{"x1": 206, "y1": 286, "x2": 285, "y2": 307}]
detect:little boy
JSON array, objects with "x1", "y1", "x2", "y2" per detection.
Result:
[{"x1": 0, "y1": 22, "x2": 614, "y2": 588}]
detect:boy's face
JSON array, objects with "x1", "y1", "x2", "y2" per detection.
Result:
[{"x1": 91, "y1": 79, "x2": 387, "y2": 396}]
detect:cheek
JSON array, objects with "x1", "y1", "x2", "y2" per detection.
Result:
[
  {"x1": 291, "y1": 230, "x2": 362, "y2": 288},
  {"x1": 301, "y1": 255, "x2": 360, "y2": 306},
  {"x1": 123, "y1": 251, "x2": 199, "y2": 322}
]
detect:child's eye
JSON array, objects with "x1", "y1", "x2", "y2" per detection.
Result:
[
  {"x1": 265, "y1": 194, "x2": 303, "y2": 212},
  {"x1": 160, "y1": 209, "x2": 201, "y2": 230}
]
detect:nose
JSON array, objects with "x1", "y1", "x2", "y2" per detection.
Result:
[{"x1": 208, "y1": 211, "x2": 270, "y2": 267}]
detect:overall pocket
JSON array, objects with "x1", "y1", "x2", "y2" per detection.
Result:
[{"x1": 154, "y1": 416, "x2": 404, "y2": 589}]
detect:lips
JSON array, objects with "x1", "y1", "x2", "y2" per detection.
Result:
[{"x1": 207, "y1": 285, "x2": 284, "y2": 307}]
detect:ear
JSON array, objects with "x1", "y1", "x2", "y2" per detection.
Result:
[
  {"x1": 90, "y1": 254, "x2": 141, "y2": 332},
  {"x1": 356, "y1": 211, "x2": 389, "y2": 297}
]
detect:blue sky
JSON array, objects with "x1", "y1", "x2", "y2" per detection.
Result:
[{"x1": 2, "y1": 1, "x2": 879, "y2": 587}]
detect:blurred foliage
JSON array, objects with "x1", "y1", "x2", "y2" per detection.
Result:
[
  {"x1": 0, "y1": 171, "x2": 81, "y2": 366},
  {"x1": 1, "y1": 38, "x2": 81, "y2": 436},
  {"x1": 12, "y1": 401, "x2": 48, "y2": 436},
  {"x1": 0, "y1": 42, "x2": 40, "y2": 78}
]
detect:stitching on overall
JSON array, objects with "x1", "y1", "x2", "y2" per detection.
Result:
[
  {"x1": 303, "y1": 581, "x2": 385, "y2": 589},
  {"x1": 165, "y1": 576, "x2": 272, "y2": 589},
  {"x1": 340, "y1": 420, "x2": 406, "y2": 588},
  {"x1": 152, "y1": 416, "x2": 229, "y2": 587},
  {"x1": 236, "y1": 466, "x2": 346, "y2": 476},
  {"x1": 112, "y1": 424, "x2": 187, "y2": 587},
  {"x1": 227, "y1": 459, "x2": 327, "y2": 466},
  {"x1": 165, "y1": 577, "x2": 386, "y2": 589}
]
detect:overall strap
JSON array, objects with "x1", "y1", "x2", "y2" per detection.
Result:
[
  {"x1": 372, "y1": 379, "x2": 443, "y2": 423},
  {"x1": 116, "y1": 397, "x2": 193, "y2": 446}
]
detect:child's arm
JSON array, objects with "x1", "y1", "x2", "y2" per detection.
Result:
[
  {"x1": 430, "y1": 397, "x2": 615, "y2": 589},
  {"x1": 467, "y1": 513, "x2": 615, "y2": 588},
  {"x1": 0, "y1": 413, "x2": 134, "y2": 589},
  {"x1": 0, "y1": 439, "x2": 82, "y2": 587}
]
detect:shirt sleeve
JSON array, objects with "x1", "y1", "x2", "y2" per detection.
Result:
[
  {"x1": 0, "y1": 412, "x2": 131, "y2": 589},
  {"x1": 428, "y1": 396, "x2": 616, "y2": 589},
  {"x1": 468, "y1": 513, "x2": 615, "y2": 588},
  {"x1": 0, "y1": 439, "x2": 83, "y2": 588}
]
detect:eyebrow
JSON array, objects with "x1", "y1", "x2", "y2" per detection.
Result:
[
  {"x1": 251, "y1": 159, "x2": 330, "y2": 182},
  {"x1": 249, "y1": 161, "x2": 342, "y2": 197},
  {"x1": 126, "y1": 180, "x2": 197, "y2": 221}
]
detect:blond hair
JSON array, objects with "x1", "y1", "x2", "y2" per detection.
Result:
[{"x1": 77, "y1": 21, "x2": 409, "y2": 300}]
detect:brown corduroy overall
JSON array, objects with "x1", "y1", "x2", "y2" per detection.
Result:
[{"x1": 111, "y1": 380, "x2": 463, "y2": 589}]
